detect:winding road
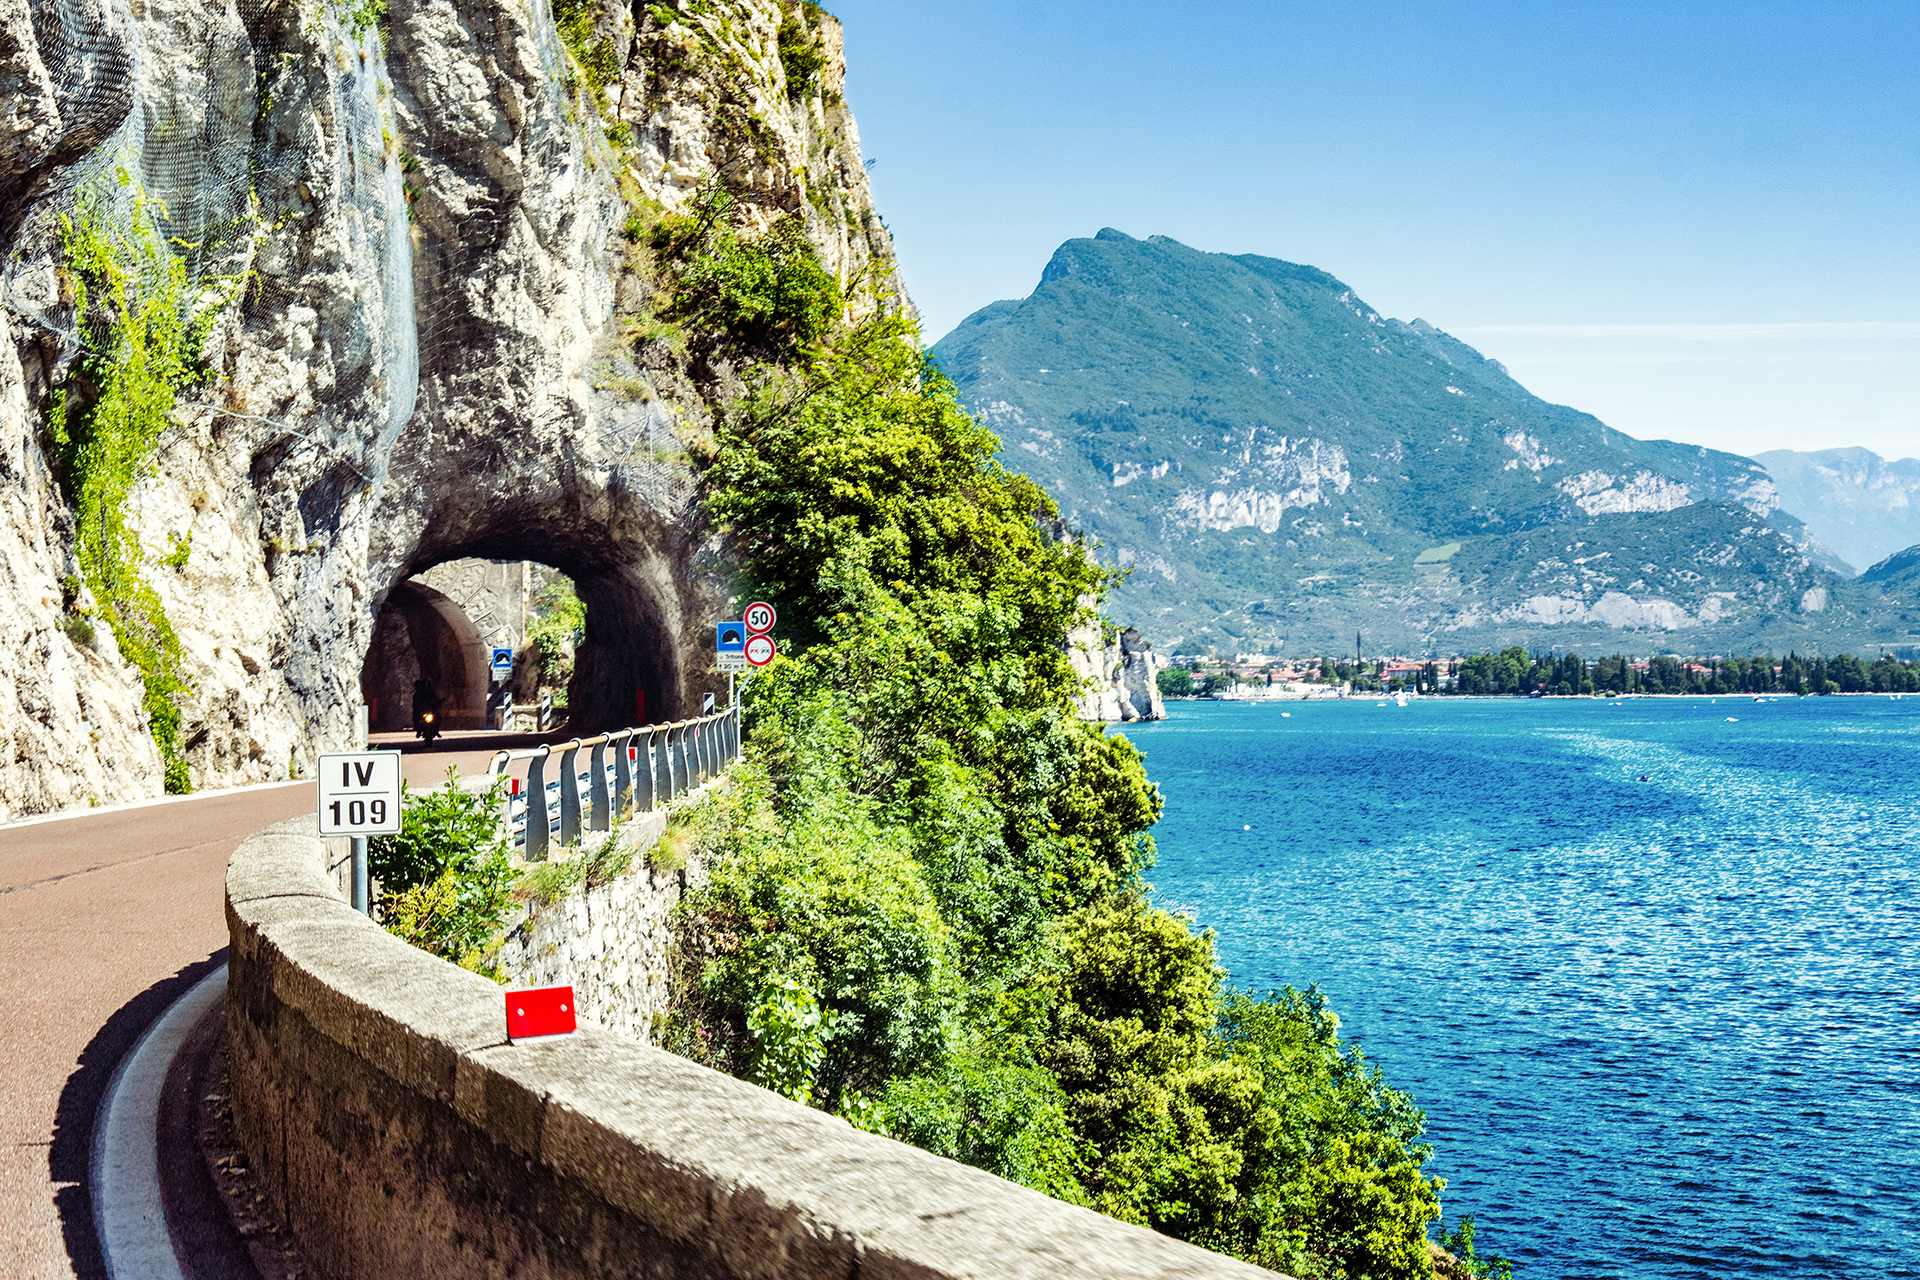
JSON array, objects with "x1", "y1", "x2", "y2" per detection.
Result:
[{"x1": 0, "y1": 734, "x2": 531, "y2": 1278}]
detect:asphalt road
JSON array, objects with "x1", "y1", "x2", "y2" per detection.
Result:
[{"x1": 0, "y1": 735, "x2": 547, "y2": 1279}]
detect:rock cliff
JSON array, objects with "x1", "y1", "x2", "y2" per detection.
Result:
[
  {"x1": 1068, "y1": 619, "x2": 1166, "y2": 723},
  {"x1": 0, "y1": 0, "x2": 899, "y2": 816}
]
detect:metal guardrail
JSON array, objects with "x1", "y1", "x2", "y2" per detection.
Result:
[{"x1": 486, "y1": 706, "x2": 741, "y2": 860}]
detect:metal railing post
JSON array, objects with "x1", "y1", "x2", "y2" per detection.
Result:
[
  {"x1": 645, "y1": 727, "x2": 661, "y2": 810},
  {"x1": 661, "y1": 725, "x2": 677, "y2": 801},
  {"x1": 557, "y1": 739, "x2": 583, "y2": 846},
  {"x1": 350, "y1": 836, "x2": 368, "y2": 914},
  {"x1": 654, "y1": 725, "x2": 673, "y2": 805},
  {"x1": 631, "y1": 728, "x2": 650, "y2": 812},
  {"x1": 526, "y1": 746, "x2": 552, "y2": 862},
  {"x1": 589, "y1": 737, "x2": 611, "y2": 831},
  {"x1": 611, "y1": 729, "x2": 633, "y2": 818},
  {"x1": 671, "y1": 723, "x2": 689, "y2": 798}
]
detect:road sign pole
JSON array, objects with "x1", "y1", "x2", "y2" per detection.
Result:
[{"x1": 351, "y1": 836, "x2": 368, "y2": 915}]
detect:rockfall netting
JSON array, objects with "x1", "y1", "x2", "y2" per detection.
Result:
[{"x1": 3, "y1": 0, "x2": 418, "y2": 440}]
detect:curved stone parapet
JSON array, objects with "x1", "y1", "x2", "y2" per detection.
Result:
[{"x1": 226, "y1": 818, "x2": 1282, "y2": 1280}]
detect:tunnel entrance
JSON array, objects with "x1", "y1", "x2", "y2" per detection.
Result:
[
  {"x1": 360, "y1": 579, "x2": 490, "y2": 732},
  {"x1": 360, "y1": 546, "x2": 711, "y2": 738}
]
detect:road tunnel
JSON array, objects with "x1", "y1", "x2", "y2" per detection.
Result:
[
  {"x1": 359, "y1": 580, "x2": 490, "y2": 732},
  {"x1": 360, "y1": 543, "x2": 710, "y2": 738}
]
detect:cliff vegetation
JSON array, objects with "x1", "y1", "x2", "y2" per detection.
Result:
[
  {"x1": 46, "y1": 167, "x2": 238, "y2": 792},
  {"x1": 637, "y1": 187, "x2": 1459, "y2": 1277}
]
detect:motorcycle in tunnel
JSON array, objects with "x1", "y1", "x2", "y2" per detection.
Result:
[{"x1": 412, "y1": 677, "x2": 443, "y2": 743}]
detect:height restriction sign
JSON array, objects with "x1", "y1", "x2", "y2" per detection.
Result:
[{"x1": 317, "y1": 751, "x2": 404, "y2": 836}]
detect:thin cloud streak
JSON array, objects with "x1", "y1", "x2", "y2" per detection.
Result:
[
  {"x1": 1452, "y1": 322, "x2": 1920, "y2": 341},
  {"x1": 1499, "y1": 352, "x2": 1920, "y2": 366}
]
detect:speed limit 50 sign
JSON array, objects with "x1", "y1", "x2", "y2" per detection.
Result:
[
  {"x1": 743, "y1": 601, "x2": 777, "y2": 634},
  {"x1": 317, "y1": 751, "x2": 404, "y2": 836}
]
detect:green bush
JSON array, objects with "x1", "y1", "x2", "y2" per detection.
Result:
[
  {"x1": 777, "y1": 13, "x2": 826, "y2": 98},
  {"x1": 1157, "y1": 667, "x2": 1194, "y2": 697},
  {"x1": 1440, "y1": 1216, "x2": 1515, "y2": 1280},
  {"x1": 664, "y1": 187, "x2": 1457, "y2": 1277},
  {"x1": 654, "y1": 185, "x2": 842, "y2": 360},
  {"x1": 371, "y1": 767, "x2": 516, "y2": 976},
  {"x1": 524, "y1": 577, "x2": 587, "y2": 692}
]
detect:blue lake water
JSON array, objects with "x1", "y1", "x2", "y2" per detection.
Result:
[{"x1": 1123, "y1": 696, "x2": 1920, "y2": 1279}]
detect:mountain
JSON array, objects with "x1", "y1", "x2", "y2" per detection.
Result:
[
  {"x1": 1861, "y1": 545, "x2": 1920, "y2": 596},
  {"x1": 1751, "y1": 448, "x2": 1920, "y2": 576},
  {"x1": 931, "y1": 229, "x2": 1905, "y2": 656}
]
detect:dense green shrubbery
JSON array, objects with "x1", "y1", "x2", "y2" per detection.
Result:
[
  {"x1": 656, "y1": 204, "x2": 1458, "y2": 1276},
  {"x1": 776, "y1": 7, "x2": 827, "y2": 98},
  {"x1": 523, "y1": 576, "x2": 587, "y2": 702},
  {"x1": 653, "y1": 185, "x2": 843, "y2": 362},
  {"x1": 370, "y1": 768, "x2": 518, "y2": 976}
]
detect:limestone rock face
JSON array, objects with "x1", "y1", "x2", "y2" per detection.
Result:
[
  {"x1": 1067, "y1": 615, "x2": 1166, "y2": 724},
  {"x1": 0, "y1": 0, "x2": 897, "y2": 816},
  {"x1": 0, "y1": 309, "x2": 160, "y2": 817}
]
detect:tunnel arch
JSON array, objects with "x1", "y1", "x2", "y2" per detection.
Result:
[
  {"x1": 363, "y1": 511, "x2": 727, "y2": 737},
  {"x1": 360, "y1": 580, "x2": 490, "y2": 732}
]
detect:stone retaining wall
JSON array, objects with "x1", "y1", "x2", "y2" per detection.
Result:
[
  {"x1": 495, "y1": 809, "x2": 690, "y2": 1045},
  {"x1": 225, "y1": 817, "x2": 1282, "y2": 1280}
]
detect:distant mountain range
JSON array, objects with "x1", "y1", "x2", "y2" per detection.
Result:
[
  {"x1": 931, "y1": 229, "x2": 1915, "y2": 656},
  {"x1": 1751, "y1": 448, "x2": 1920, "y2": 576}
]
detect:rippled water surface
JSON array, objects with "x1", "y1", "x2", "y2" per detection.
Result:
[{"x1": 1125, "y1": 697, "x2": 1920, "y2": 1279}]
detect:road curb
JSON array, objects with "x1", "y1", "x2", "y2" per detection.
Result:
[{"x1": 91, "y1": 963, "x2": 229, "y2": 1280}]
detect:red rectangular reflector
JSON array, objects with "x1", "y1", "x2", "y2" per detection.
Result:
[{"x1": 506, "y1": 985, "x2": 577, "y2": 1042}]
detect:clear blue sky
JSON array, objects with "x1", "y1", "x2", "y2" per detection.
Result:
[{"x1": 830, "y1": 0, "x2": 1919, "y2": 460}]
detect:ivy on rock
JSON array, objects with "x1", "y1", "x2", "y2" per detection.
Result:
[{"x1": 48, "y1": 167, "x2": 231, "y2": 792}]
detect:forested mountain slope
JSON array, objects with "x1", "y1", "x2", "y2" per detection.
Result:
[{"x1": 932, "y1": 229, "x2": 1910, "y2": 655}]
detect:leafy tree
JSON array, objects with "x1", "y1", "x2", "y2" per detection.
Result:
[
  {"x1": 661, "y1": 209, "x2": 1451, "y2": 1277},
  {"x1": 524, "y1": 577, "x2": 587, "y2": 695}
]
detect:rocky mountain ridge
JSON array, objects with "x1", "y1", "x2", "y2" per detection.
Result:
[
  {"x1": 932, "y1": 229, "x2": 1909, "y2": 657},
  {"x1": 1753, "y1": 447, "x2": 1920, "y2": 576}
]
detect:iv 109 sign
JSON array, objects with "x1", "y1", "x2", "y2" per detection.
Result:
[{"x1": 317, "y1": 751, "x2": 404, "y2": 836}]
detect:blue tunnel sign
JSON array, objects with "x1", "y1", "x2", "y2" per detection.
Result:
[{"x1": 716, "y1": 622, "x2": 746, "y2": 654}]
